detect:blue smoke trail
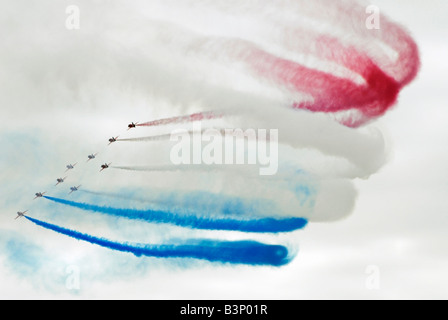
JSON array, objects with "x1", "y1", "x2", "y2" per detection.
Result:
[
  {"x1": 43, "y1": 196, "x2": 307, "y2": 233},
  {"x1": 80, "y1": 188, "x2": 283, "y2": 217},
  {"x1": 25, "y1": 216, "x2": 292, "y2": 266}
]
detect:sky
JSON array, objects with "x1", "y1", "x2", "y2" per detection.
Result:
[{"x1": 0, "y1": 0, "x2": 447, "y2": 300}]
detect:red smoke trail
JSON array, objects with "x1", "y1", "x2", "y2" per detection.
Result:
[
  {"x1": 137, "y1": 111, "x2": 222, "y2": 127},
  {"x1": 136, "y1": 5, "x2": 419, "y2": 128},
  {"x1": 244, "y1": 40, "x2": 400, "y2": 127},
  {"x1": 215, "y1": 10, "x2": 420, "y2": 127},
  {"x1": 239, "y1": 37, "x2": 417, "y2": 127}
]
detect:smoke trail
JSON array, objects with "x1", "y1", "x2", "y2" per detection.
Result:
[
  {"x1": 116, "y1": 127, "x2": 270, "y2": 143},
  {"x1": 110, "y1": 164, "x2": 311, "y2": 188},
  {"x1": 112, "y1": 165, "x2": 204, "y2": 172},
  {"x1": 234, "y1": 38, "x2": 403, "y2": 127},
  {"x1": 111, "y1": 164, "x2": 263, "y2": 178},
  {"x1": 80, "y1": 187, "x2": 307, "y2": 217},
  {"x1": 25, "y1": 216, "x2": 292, "y2": 266},
  {"x1": 116, "y1": 129, "x2": 219, "y2": 142},
  {"x1": 117, "y1": 133, "x2": 172, "y2": 142},
  {"x1": 154, "y1": 33, "x2": 418, "y2": 127},
  {"x1": 43, "y1": 196, "x2": 308, "y2": 233},
  {"x1": 137, "y1": 111, "x2": 222, "y2": 127},
  {"x1": 138, "y1": 0, "x2": 419, "y2": 127},
  {"x1": 250, "y1": 46, "x2": 397, "y2": 126}
]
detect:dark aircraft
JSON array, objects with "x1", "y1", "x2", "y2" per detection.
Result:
[
  {"x1": 33, "y1": 192, "x2": 46, "y2": 200},
  {"x1": 55, "y1": 177, "x2": 68, "y2": 186},
  {"x1": 69, "y1": 185, "x2": 81, "y2": 195},
  {"x1": 108, "y1": 137, "x2": 119, "y2": 145},
  {"x1": 65, "y1": 163, "x2": 77, "y2": 172},
  {"x1": 87, "y1": 153, "x2": 98, "y2": 162},
  {"x1": 128, "y1": 122, "x2": 138, "y2": 130},
  {"x1": 15, "y1": 210, "x2": 28, "y2": 220},
  {"x1": 100, "y1": 163, "x2": 112, "y2": 172}
]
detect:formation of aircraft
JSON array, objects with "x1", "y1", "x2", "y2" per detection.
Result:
[{"x1": 21, "y1": 120, "x2": 142, "y2": 219}]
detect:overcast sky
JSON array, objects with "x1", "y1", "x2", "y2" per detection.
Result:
[{"x1": 0, "y1": 0, "x2": 447, "y2": 300}]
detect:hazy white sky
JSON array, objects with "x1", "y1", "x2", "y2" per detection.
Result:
[{"x1": 0, "y1": 0, "x2": 447, "y2": 300}]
